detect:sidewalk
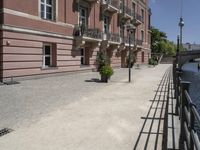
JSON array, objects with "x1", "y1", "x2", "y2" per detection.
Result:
[{"x1": 0, "y1": 64, "x2": 171, "y2": 150}]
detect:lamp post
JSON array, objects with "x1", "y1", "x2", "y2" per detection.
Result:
[
  {"x1": 126, "y1": 23, "x2": 136, "y2": 82},
  {"x1": 179, "y1": 17, "x2": 184, "y2": 50}
]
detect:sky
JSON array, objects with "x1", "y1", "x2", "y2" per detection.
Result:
[{"x1": 149, "y1": 0, "x2": 200, "y2": 44}]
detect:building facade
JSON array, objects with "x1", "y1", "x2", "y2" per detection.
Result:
[{"x1": 0, "y1": 0, "x2": 151, "y2": 81}]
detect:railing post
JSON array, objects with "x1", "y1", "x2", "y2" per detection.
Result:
[
  {"x1": 190, "y1": 103, "x2": 195, "y2": 150},
  {"x1": 175, "y1": 70, "x2": 182, "y2": 115},
  {"x1": 179, "y1": 81, "x2": 190, "y2": 149}
]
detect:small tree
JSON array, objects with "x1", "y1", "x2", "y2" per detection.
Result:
[{"x1": 96, "y1": 51, "x2": 110, "y2": 71}]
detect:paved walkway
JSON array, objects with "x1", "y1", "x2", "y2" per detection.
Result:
[{"x1": 0, "y1": 64, "x2": 171, "y2": 150}]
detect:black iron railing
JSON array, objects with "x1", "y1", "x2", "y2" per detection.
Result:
[
  {"x1": 103, "y1": 0, "x2": 119, "y2": 9},
  {"x1": 136, "y1": 39, "x2": 143, "y2": 46},
  {"x1": 124, "y1": 6, "x2": 133, "y2": 16},
  {"x1": 121, "y1": 37, "x2": 143, "y2": 46},
  {"x1": 173, "y1": 65, "x2": 200, "y2": 150},
  {"x1": 107, "y1": 33, "x2": 120, "y2": 43},
  {"x1": 135, "y1": 13, "x2": 143, "y2": 23},
  {"x1": 84, "y1": 28, "x2": 102, "y2": 39},
  {"x1": 74, "y1": 25, "x2": 102, "y2": 39}
]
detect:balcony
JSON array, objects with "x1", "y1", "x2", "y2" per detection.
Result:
[
  {"x1": 76, "y1": 0, "x2": 98, "y2": 4},
  {"x1": 136, "y1": 39, "x2": 143, "y2": 46},
  {"x1": 101, "y1": 0, "x2": 119, "y2": 13},
  {"x1": 73, "y1": 25, "x2": 102, "y2": 48},
  {"x1": 121, "y1": 36, "x2": 143, "y2": 46},
  {"x1": 85, "y1": 0, "x2": 98, "y2": 2},
  {"x1": 125, "y1": 6, "x2": 133, "y2": 18},
  {"x1": 119, "y1": 5, "x2": 133, "y2": 21},
  {"x1": 102, "y1": 32, "x2": 120, "y2": 43},
  {"x1": 130, "y1": 13, "x2": 143, "y2": 26}
]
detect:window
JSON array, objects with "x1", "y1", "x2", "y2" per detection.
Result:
[
  {"x1": 79, "y1": 7, "x2": 88, "y2": 27},
  {"x1": 141, "y1": 30, "x2": 144, "y2": 42},
  {"x1": 104, "y1": 16, "x2": 110, "y2": 33},
  {"x1": 41, "y1": 0, "x2": 55, "y2": 20},
  {"x1": 43, "y1": 44, "x2": 52, "y2": 67},
  {"x1": 80, "y1": 49, "x2": 85, "y2": 65},
  {"x1": 132, "y1": 2, "x2": 135, "y2": 16},
  {"x1": 141, "y1": 9, "x2": 144, "y2": 22}
]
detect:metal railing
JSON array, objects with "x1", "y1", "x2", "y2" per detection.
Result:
[
  {"x1": 136, "y1": 39, "x2": 143, "y2": 46},
  {"x1": 103, "y1": 0, "x2": 119, "y2": 9},
  {"x1": 73, "y1": 25, "x2": 102, "y2": 39},
  {"x1": 174, "y1": 65, "x2": 200, "y2": 150},
  {"x1": 124, "y1": 6, "x2": 133, "y2": 17},
  {"x1": 135, "y1": 13, "x2": 143, "y2": 23},
  {"x1": 106, "y1": 33, "x2": 120, "y2": 43}
]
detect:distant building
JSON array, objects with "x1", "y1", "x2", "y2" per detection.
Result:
[
  {"x1": 183, "y1": 43, "x2": 200, "y2": 51},
  {"x1": 0, "y1": 0, "x2": 152, "y2": 81}
]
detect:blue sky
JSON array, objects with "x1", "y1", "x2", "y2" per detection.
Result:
[{"x1": 149, "y1": 0, "x2": 200, "y2": 44}]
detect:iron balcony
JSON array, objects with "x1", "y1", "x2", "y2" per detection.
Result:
[{"x1": 101, "y1": 0, "x2": 119, "y2": 13}]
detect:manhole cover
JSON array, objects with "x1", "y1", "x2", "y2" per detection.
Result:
[{"x1": 0, "y1": 128, "x2": 13, "y2": 137}]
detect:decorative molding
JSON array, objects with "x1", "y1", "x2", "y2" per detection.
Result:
[{"x1": 1, "y1": 25, "x2": 74, "y2": 40}]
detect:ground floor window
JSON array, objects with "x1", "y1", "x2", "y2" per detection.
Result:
[
  {"x1": 43, "y1": 44, "x2": 52, "y2": 68},
  {"x1": 80, "y1": 48, "x2": 90, "y2": 65},
  {"x1": 80, "y1": 48, "x2": 85, "y2": 65},
  {"x1": 142, "y1": 51, "x2": 145, "y2": 63},
  {"x1": 42, "y1": 43, "x2": 57, "y2": 68}
]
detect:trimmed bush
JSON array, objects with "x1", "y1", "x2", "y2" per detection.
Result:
[{"x1": 100, "y1": 65, "x2": 114, "y2": 78}]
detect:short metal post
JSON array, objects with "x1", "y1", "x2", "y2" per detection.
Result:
[{"x1": 179, "y1": 81, "x2": 190, "y2": 149}]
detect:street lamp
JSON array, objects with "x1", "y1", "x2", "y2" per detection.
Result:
[
  {"x1": 179, "y1": 17, "x2": 184, "y2": 49},
  {"x1": 126, "y1": 23, "x2": 136, "y2": 82}
]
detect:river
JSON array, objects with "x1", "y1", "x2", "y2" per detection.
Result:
[{"x1": 182, "y1": 62, "x2": 200, "y2": 113}]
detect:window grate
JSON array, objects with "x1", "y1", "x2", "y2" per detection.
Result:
[{"x1": 0, "y1": 128, "x2": 13, "y2": 137}]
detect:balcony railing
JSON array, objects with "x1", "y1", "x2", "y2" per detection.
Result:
[
  {"x1": 106, "y1": 33, "x2": 120, "y2": 43},
  {"x1": 135, "y1": 13, "x2": 143, "y2": 23},
  {"x1": 136, "y1": 39, "x2": 143, "y2": 46},
  {"x1": 122, "y1": 37, "x2": 143, "y2": 46},
  {"x1": 125, "y1": 6, "x2": 133, "y2": 17},
  {"x1": 74, "y1": 25, "x2": 102, "y2": 39},
  {"x1": 102, "y1": 0, "x2": 119, "y2": 10}
]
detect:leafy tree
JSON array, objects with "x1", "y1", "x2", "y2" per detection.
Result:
[{"x1": 151, "y1": 27, "x2": 176, "y2": 56}]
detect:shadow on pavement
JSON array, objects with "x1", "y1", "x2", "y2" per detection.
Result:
[{"x1": 133, "y1": 67, "x2": 178, "y2": 150}]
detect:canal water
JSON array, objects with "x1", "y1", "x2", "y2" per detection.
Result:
[{"x1": 182, "y1": 62, "x2": 200, "y2": 134}]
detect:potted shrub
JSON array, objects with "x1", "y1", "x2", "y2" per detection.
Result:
[
  {"x1": 96, "y1": 51, "x2": 110, "y2": 71},
  {"x1": 100, "y1": 65, "x2": 114, "y2": 83}
]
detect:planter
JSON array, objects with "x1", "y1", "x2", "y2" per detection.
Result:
[{"x1": 101, "y1": 75, "x2": 108, "y2": 83}]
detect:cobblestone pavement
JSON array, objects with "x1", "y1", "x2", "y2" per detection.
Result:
[
  {"x1": 0, "y1": 67, "x2": 134, "y2": 129},
  {"x1": 0, "y1": 64, "x2": 171, "y2": 150}
]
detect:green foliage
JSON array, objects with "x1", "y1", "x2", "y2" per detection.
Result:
[
  {"x1": 99, "y1": 65, "x2": 114, "y2": 77},
  {"x1": 96, "y1": 51, "x2": 110, "y2": 70},
  {"x1": 148, "y1": 57, "x2": 158, "y2": 66},
  {"x1": 151, "y1": 27, "x2": 176, "y2": 56}
]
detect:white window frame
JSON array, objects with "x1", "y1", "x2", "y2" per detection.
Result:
[
  {"x1": 43, "y1": 44, "x2": 52, "y2": 68},
  {"x1": 41, "y1": 0, "x2": 55, "y2": 20}
]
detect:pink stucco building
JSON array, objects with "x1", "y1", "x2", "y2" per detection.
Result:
[{"x1": 0, "y1": 0, "x2": 151, "y2": 81}]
